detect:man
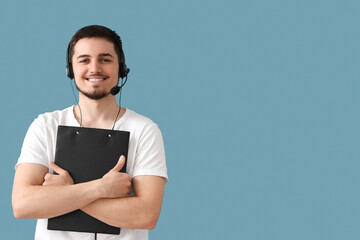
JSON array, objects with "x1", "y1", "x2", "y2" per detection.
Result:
[{"x1": 12, "y1": 25, "x2": 168, "y2": 240}]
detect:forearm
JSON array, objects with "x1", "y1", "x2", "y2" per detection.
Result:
[
  {"x1": 12, "y1": 180, "x2": 102, "y2": 219},
  {"x1": 81, "y1": 176, "x2": 165, "y2": 230},
  {"x1": 81, "y1": 196, "x2": 159, "y2": 229}
]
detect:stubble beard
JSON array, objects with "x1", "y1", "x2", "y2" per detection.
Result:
[{"x1": 75, "y1": 82, "x2": 110, "y2": 100}]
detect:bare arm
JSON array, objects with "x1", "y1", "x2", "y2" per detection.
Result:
[
  {"x1": 12, "y1": 156, "x2": 131, "y2": 219},
  {"x1": 12, "y1": 163, "x2": 102, "y2": 219},
  {"x1": 81, "y1": 175, "x2": 166, "y2": 230},
  {"x1": 22, "y1": 155, "x2": 166, "y2": 229}
]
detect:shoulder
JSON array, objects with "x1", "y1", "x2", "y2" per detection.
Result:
[
  {"x1": 122, "y1": 109, "x2": 159, "y2": 131},
  {"x1": 17, "y1": 107, "x2": 74, "y2": 168},
  {"x1": 33, "y1": 106, "x2": 75, "y2": 128},
  {"x1": 36, "y1": 106, "x2": 73, "y2": 122},
  {"x1": 119, "y1": 109, "x2": 163, "y2": 144}
]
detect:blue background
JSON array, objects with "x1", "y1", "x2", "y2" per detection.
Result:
[{"x1": 1, "y1": 0, "x2": 360, "y2": 239}]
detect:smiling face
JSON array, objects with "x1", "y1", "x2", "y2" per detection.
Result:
[{"x1": 72, "y1": 37, "x2": 119, "y2": 100}]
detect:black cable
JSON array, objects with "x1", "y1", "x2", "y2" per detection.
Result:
[
  {"x1": 111, "y1": 106, "x2": 121, "y2": 131},
  {"x1": 119, "y1": 77, "x2": 124, "y2": 107},
  {"x1": 70, "y1": 79, "x2": 83, "y2": 127},
  {"x1": 111, "y1": 77, "x2": 124, "y2": 130}
]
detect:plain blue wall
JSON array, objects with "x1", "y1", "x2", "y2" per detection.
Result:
[{"x1": 1, "y1": 0, "x2": 360, "y2": 239}]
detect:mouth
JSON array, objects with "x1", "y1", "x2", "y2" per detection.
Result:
[{"x1": 85, "y1": 76, "x2": 108, "y2": 82}]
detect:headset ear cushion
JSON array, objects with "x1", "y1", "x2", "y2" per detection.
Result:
[
  {"x1": 66, "y1": 43, "x2": 74, "y2": 79},
  {"x1": 119, "y1": 63, "x2": 129, "y2": 79},
  {"x1": 67, "y1": 63, "x2": 74, "y2": 79},
  {"x1": 119, "y1": 65, "x2": 124, "y2": 79}
]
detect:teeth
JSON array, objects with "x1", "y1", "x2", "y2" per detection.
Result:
[{"x1": 88, "y1": 78, "x2": 105, "y2": 82}]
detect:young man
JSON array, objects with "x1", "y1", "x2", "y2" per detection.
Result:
[{"x1": 12, "y1": 25, "x2": 168, "y2": 240}]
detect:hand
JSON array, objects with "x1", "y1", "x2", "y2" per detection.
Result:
[
  {"x1": 100, "y1": 155, "x2": 131, "y2": 198},
  {"x1": 42, "y1": 161, "x2": 74, "y2": 186}
]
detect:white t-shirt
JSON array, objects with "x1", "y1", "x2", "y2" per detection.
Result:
[{"x1": 16, "y1": 106, "x2": 168, "y2": 240}]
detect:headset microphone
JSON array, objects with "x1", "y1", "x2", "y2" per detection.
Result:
[
  {"x1": 66, "y1": 26, "x2": 130, "y2": 131},
  {"x1": 110, "y1": 86, "x2": 121, "y2": 95},
  {"x1": 110, "y1": 69, "x2": 129, "y2": 95}
]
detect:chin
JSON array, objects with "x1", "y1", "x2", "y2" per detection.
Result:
[{"x1": 79, "y1": 88, "x2": 110, "y2": 100}]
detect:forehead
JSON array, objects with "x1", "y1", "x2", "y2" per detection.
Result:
[{"x1": 73, "y1": 37, "x2": 116, "y2": 57}]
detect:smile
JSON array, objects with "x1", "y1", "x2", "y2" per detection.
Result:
[{"x1": 87, "y1": 78, "x2": 107, "y2": 82}]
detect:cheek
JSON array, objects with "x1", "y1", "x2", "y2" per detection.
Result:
[
  {"x1": 73, "y1": 67, "x2": 86, "y2": 79},
  {"x1": 104, "y1": 65, "x2": 118, "y2": 76}
]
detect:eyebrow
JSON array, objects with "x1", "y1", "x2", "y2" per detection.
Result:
[
  {"x1": 76, "y1": 53, "x2": 114, "y2": 59},
  {"x1": 99, "y1": 53, "x2": 114, "y2": 58},
  {"x1": 76, "y1": 54, "x2": 90, "y2": 59}
]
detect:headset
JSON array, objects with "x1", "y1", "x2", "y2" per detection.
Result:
[
  {"x1": 66, "y1": 29, "x2": 130, "y2": 130},
  {"x1": 65, "y1": 32, "x2": 130, "y2": 81}
]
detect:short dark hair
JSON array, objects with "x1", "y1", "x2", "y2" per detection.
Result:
[
  {"x1": 68, "y1": 25, "x2": 124, "y2": 65},
  {"x1": 66, "y1": 25, "x2": 129, "y2": 79}
]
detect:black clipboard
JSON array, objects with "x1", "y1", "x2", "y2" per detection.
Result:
[{"x1": 47, "y1": 125, "x2": 130, "y2": 234}]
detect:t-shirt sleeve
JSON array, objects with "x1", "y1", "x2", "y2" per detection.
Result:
[
  {"x1": 133, "y1": 125, "x2": 168, "y2": 183},
  {"x1": 16, "y1": 117, "x2": 50, "y2": 170}
]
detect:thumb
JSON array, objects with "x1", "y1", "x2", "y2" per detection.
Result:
[
  {"x1": 49, "y1": 161, "x2": 66, "y2": 174},
  {"x1": 111, "y1": 155, "x2": 126, "y2": 172}
]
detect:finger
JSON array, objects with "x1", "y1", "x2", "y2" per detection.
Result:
[
  {"x1": 44, "y1": 173, "x2": 51, "y2": 181},
  {"x1": 111, "y1": 155, "x2": 125, "y2": 172},
  {"x1": 43, "y1": 173, "x2": 52, "y2": 185},
  {"x1": 49, "y1": 161, "x2": 66, "y2": 174}
]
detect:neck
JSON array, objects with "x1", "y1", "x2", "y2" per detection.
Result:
[{"x1": 74, "y1": 93, "x2": 124, "y2": 128}]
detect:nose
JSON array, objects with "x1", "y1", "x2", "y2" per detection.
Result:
[{"x1": 89, "y1": 60, "x2": 102, "y2": 74}]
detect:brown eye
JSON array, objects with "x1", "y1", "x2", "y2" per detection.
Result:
[{"x1": 100, "y1": 58, "x2": 111, "y2": 63}]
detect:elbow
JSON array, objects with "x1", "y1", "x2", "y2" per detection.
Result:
[
  {"x1": 12, "y1": 190, "x2": 28, "y2": 219},
  {"x1": 113, "y1": 217, "x2": 158, "y2": 230},
  {"x1": 13, "y1": 210, "x2": 25, "y2": 219},
  {"x1": 114, "y1": 212, "x2": 159, "y2": 230},
  {"x1": 145, "y1": 221, "x2": 157, "y2": 230},
  {"x1": 12, "y1": 202, "x2": 26, "y2": 219},
  {"x1": 142, "y1": 220, "x2": 157, "y2": 230},
  {"x1": 139, "y1": 212, "x2": 160, "y2": 230},
  {"x1": 12, "y1": 196, "x2": 32, "y2": 219}
]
